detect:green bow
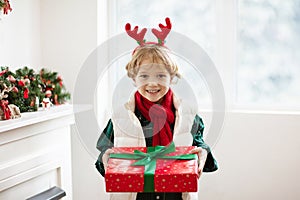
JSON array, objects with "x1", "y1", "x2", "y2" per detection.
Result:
[{"x1": 109, "y1": 142, "x2": 197, "y2": 192}]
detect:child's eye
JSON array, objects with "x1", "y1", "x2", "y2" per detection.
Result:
[
  {"x1": 139, "y1": 75, "x2": 148, "y2": 79},
  {"x1": 157, "y1": 74, "x2": 167, "y2": 78}
]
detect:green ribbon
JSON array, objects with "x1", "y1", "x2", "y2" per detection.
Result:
[{"x1": 109, "y1": 142, "x2": 197, "y2": 192}]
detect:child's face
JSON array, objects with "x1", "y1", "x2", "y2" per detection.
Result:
[{"x1": 134, "y1": 58, "x2": 172, "y2": 103}]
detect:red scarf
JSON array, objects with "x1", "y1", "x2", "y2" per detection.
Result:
[{"x1": 135, "y1": 89, "x2": 175, "y2": 146}]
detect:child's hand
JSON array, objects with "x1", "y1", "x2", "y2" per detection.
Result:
[
  {"x1": 190, "y1": 147, "x2": 208, "y2": 177},
  {"x1": 102, "y1": 148, "x2": 114, "y2": 171}
]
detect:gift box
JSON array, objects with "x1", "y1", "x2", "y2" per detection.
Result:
[{"x1": 105, "y1": 142, "x2": 199, "y2": 193}]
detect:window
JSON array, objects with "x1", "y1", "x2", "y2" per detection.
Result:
[
  {"x1": 97, "y1": 0, "x2": 300, "y2": 112},
  {"x1": 237, "y1": 0, "x2": 300, "y2": 108}
]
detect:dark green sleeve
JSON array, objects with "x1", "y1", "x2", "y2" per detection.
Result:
[
  {"x1": 191, "y1": 114, "x2": 218, "y2": 172},
  {"x1": 95, "y1": 119, "x2": 114, "y2": 177}
]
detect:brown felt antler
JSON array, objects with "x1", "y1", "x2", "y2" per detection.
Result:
[
  {"x1": 151, "y1": 17, "x2": 172, "y2": 45},
  {"x1": 125, "y1": 23, "x2": 147, "y2": 46}
]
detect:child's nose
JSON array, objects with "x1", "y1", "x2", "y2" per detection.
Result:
[
  {"x1": 146, "y1": 76, "x2": 159, "y2": 84},
  {"x1": 146, "y1": 81, "x2": 158, "y2": 86}
]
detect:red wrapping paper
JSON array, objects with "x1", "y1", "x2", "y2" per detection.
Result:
[{"x1": 105, "y1": 146, "x2": 199, "y2": 192}]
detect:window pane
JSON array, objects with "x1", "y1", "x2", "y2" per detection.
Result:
[
  {"x1": 238, "y1": 0, "x2": 300, "y2": 107},
  {"x1": 113, "y1": 0, "x2": 215, "y2": 56},
  {"x1": 110, "y1": 0, "x2": 216, "y2": 108}
]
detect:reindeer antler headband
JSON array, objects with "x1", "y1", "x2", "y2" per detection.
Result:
[{"x1": 125, "y1": 17, "x2": 172, "y2": 48}]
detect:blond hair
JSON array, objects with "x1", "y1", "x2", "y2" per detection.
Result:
[{"x1": 125, "y1": 44, "x2": 181, "y2": 79}]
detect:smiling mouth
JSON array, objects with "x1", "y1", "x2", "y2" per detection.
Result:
[{"x1": 146, "y1": 89, "x2": 160, "y2": 94}]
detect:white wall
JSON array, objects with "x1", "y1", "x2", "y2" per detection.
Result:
[
  {"x1": 0, "y1": 0, "x2": 41, "y2": 69},
  {"x1": 39, "y1": 1, "x2": 101, "y2": 200},
  {"x1": 199, "y1": 111, "x2": 300, "y2": 200},
  {"x1": 40, "y1": 0, "x2": 98, "y2": 94}
]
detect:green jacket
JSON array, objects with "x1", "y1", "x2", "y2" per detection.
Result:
[{"x1": 95, "y1": 110, "x2": 218, "y2": 177}]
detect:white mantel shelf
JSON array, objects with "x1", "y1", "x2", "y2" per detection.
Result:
[
  {"x1": 0, "y1": 104, "x2": 74, "y2": 200},
  {"x1": 0, "y1": 104, "x2": 74, "y2": 133}
]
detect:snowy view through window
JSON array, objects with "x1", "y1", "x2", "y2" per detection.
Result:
[
  {"x1": 238, "y1": 0, "x2": 300, "y2": 107},
  {"x1": 111, "y1": 0, "x2": 300, "y2": 109}
]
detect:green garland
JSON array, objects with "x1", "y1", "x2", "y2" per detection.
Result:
[
  {"x1": 0, "y1": 66, "x2": 71, "y2": 112},
  {"x1": 0, "y1": 2, "x2": 5, "y2": 8}
]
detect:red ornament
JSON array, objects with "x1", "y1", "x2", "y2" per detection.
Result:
[
  {"x1": 7, "y1": 75, "x2": 16, "y2": 83},
  {"x1": 0, "y1": 70, "x2": 7, "y2": 76},
  {"x1": 45, "y1": 90, "x2": 52, "y2": 98},
  {"x1": 57, "y1": 75, "x2": 62, "y2": 81},
  {"x1": 57, "y1": 75, "x2": 63, "y2": 87},
  {"x1": 2, "y1": 0, "x2": 12, "y2": 15},
  {"x1": 0, "y1": 100, "x2": 11, "y2": 120},
  {"x1": 18, "y1": 80, "x2": 25, "y2": 87},
  {"x1": 24, "y1": 88, "x2": 29, "y2": 99},
  {"x1": 12, "y1": 86, "x2": 18, "y2": 93}
]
